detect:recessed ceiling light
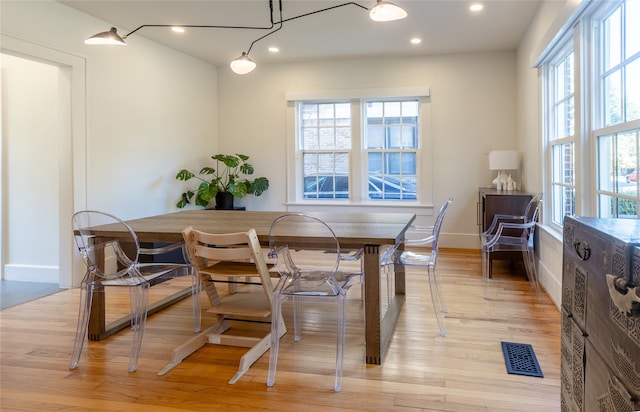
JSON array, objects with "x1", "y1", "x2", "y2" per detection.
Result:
[
  {"x1": 171, "y1": 26, "x2": 185, "y2": 33},
  {"x1": 470, "y1": 3, "x2": 484, "y2": 12},
  {"x1": 410, "y1": 38, "x2": 422, "y2": 45},
  {"x1": 268, "y1": 46, "x2": 280, "y2": 53}
]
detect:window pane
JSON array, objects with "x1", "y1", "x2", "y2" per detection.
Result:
[
  {"x1": 367, "y1": 125, "x2": 384, "y2": 149},
  {"x1": 626, "y1": 58, "x2": 640, "y2": 122},
  {"x1": 385, "y1": 152, "x2": 401, "y2": 174},
  {"x1": 552, "y1": 143, "x2": 574, "y2": 185},
  {"x1": 618, "y1": 131, "x2": 638, "y2": 197},
  {"x1": 551, "y1": 142, "x2": 575, "y2": 225},
  {"x1": 303, "y1": 128, "x2": 318, "y2": 150},
  {"x1": 598, "y1": 193, "x2": 638, "y2": 218},
  {"x1": 384, "y1": 101, "x2": 401, "y2": 117},
  {"x1": 401, "y1": 152, "x2": 417, "y2": 174},
  {"x1": 401, "y1": 126, "x2": 418, "y2": 148},
  {"x1": 603, "y1": 7, "x2": 622, "y2": 71},
  {"x1": 597, "y1": 131, "x2": 639, "y2": 197},
  {"x1": 552, "y1": 184, "x2": 575, "y2": 225},
  {"x1": 402, "y1": 101, "x2": 419, "y2": 117},
  {"x1": 555, "y1": 98, "x2": 575, "y2": 138},
  {"x1": 626, "y1": 0, "x2": 640, "y2": 59},
  {"x1": 604, "y1": 70, "x2": 623, "y2": 126},
  {"x1": 388, "y1": 126, "x2": 402, "y2": 148},
  {"x1": 368, "y1": 152, "x2": 382, "y2": 174},
  {"x1": 597, "y1": 134, "x2": 615, "y2": 191}
]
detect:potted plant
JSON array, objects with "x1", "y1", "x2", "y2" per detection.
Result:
[{"x1": 176, "y1": 153, "x2": 269, "y2": 209}]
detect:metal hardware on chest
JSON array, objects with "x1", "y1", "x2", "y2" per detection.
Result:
[{"x1": 574, "y1": 239, "x2": 591, "y2": 260}]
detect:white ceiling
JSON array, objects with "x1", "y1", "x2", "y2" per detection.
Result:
[{"x1": 59, "y1": 0, "x2": 541, "y2": 67}]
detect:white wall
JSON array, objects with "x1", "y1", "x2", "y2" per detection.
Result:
[
  {"x1": 217, "y1": 52, "x2": 519, "y2": 249},
  {"x1": 517, "y1": 0, "x2": 578, "y2": 308}
]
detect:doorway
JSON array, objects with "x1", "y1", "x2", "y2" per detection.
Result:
[{"x1": 1, "y1": 35, "x2": 87, "y2": 292}]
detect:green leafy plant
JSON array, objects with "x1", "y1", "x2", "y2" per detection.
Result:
[{"x1": 176, "y1": 153, "x2": 269, "y2": 208}]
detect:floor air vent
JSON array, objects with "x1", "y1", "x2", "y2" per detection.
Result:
[{"x1": 501, "y1": 341, "x2": 544, "y2": 378}]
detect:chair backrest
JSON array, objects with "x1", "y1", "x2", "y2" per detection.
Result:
[
  {"x1": 268, "y1": 213, "x2": 342, "y2": 293},
  {"x1": 524, "y1": 193, "x2": 543, "y2": 224},
  {"x1": 72, "y1": 210, "x2": 139, "y2": 281},
  {"x1": 430, "y1": 198, "x2": 453, "y2": 254},
  {"x1": 524, "y1": 194, "x2": 542, "y2": 245},
  {"x1": 182, "y1": 226, "x2": 273, "y2": 304}
]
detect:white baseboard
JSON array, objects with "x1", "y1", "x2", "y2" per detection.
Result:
[{"x1": 3, "y1": 264, "x2": 59, "y2": 283}]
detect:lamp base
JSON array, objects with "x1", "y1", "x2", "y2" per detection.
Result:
[{"x1": 492, "y1": 171, "x2": 516, "y2": 191}]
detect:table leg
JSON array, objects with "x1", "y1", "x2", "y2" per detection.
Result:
[{"x1": 363, "y1": 244, "x2": 405, "y2": 364}]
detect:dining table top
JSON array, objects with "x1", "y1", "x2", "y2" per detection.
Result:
[{"x1": 122, "y1": 209, "x2": 416, "y2": 249}]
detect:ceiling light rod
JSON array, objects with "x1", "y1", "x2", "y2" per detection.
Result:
[
  {"x1": 230, "y1": 0, "x2": 404, "y2": 75},
  {"x1": 119, "y1": 0, "x2": 279, "y2": 39},
  {"x1": 121, "y1": 1, "x2": 368, "y2": 40},
  {"x1": 245, "y1": 1, "x2": 367, "y2": 55}
]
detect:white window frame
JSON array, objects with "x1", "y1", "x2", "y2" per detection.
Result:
[
  {"x1": 543, "y1": 37, "x2": 578, "y2": 230},
  {"x1": 539, "y1": 0, "x2": 640, "y2": 230},
  {"x1": 591, "y1": 0, "x2": 640, "y2": 217},
  {"x1": 284, "y1": 87, "x2": 433, "y2": 212}
]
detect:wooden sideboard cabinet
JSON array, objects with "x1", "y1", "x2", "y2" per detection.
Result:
[
  {"x1": 477, "y1": 188, "x2": 533, "y2": 275},
  {"x1": 561, "y1": 216, "x2": 640, "y2": 411},
  {"x1": 477, "y1": 187, "x2": 533, "y2": 233}
]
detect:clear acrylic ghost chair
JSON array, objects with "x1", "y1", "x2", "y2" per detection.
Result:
[
  {"x1": 481, "y1": 193, "x2": 542, "y2": 301},
  {"x1": 267, "y1": 213, "x2": 362, "y2": 392},
  {"x1": 70, "y1": 210, "x2": 199, "y2": 373},
  {"x1": 380, "y1": 198, "x2": 452, "y2": 337}
]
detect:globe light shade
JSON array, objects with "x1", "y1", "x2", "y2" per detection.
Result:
[{"x1": 230, "y1": 52, "x2": 256, "y2": 75}]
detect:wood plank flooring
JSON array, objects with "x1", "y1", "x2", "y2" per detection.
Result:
[{"x1": 0, "y1": 249, "x2": 560, "y2": 411}]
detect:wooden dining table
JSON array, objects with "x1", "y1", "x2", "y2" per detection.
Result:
[{"x1": 87, "y1": 209, "x2": 415, "y2": 365}]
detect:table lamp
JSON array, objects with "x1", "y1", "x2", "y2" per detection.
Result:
[{"x1": 489, "y1": 150, "x2": 520, "y2": 191}]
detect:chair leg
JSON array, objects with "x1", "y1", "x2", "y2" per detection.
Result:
[
  {"x1": 69, "y1": 281, "x2": 92, "y2": 370},
  {"x1": 292, "y1": 296, "x2": 301, "y2": 342},
  {"x1": 427, "y1": 266, "x2": 446, "y2": 337},
  {"x1": 267, "y1": 294, "x2": 284, "y2": 387},
  {"x1": 482, "y1": 248, "x2": 490, "y2": 299},
  {"x1": 191, "y1": 267, "x2": 202, "y2": 332},
  {"x1": 432, "y1": 264, "x2": 448, "y2": 313},
  {"x1": 523, "y1": 250, "x2": 542, "y2": 302},
  {"x1": 334, "y1": 294, "x2": 345, "y2": 392},
  {"x1": 127, "y1": 283, "x2": 149, "y2": 373}
]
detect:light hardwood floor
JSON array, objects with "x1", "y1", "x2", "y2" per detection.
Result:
[{"x1": 0, "y1": 249, "x2": 560, "y2": 411}]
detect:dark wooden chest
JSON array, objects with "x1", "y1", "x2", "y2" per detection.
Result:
[{"x1": 561, "y1": 216, "x2": 640, "y2": 411}]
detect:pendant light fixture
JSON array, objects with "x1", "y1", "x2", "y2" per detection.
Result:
[
  {"x1": 369, "y1": 0, "x2": 407, "y2": 21},
  {"x1": 84, "y1": 27, "x2": 126, "y2": 45},
  {"x1": 84, "y1": 1, "x2": 407, "y2": 74},
  {"x1": 230, "y1": 52, "x2": 257, "y2": 75}
]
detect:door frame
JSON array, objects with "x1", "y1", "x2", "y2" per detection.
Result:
[{"x1": 1, "y1": 34, "x2": 87, "y2": 288}]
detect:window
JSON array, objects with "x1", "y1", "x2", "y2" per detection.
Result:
[
  {"x1": 294, "y1": 94, "x2": 426, "y2": 203},
  {"x1": 544, "y1": 47, "x2": 576, "y2": 226},
  {"x1": 594, "y1": 0, "x2": 640, "y2": 218},
  {"x1": 365, "y1": 101, "x2": 418, "y2": 200},
  {"x1": 541, "y1": 0, "x2": 640, "y2": 227},
  {"x1": 300, "y1": 102, "x2": 352, "y2": 199}
]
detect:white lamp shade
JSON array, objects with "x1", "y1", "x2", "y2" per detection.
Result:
[
  {"x1": 85, "y1": 27, "x2": 126, "y2": 45},
  {"x1": 230, "y1": 52, "x2": 256, "y2": 75},
  {"x1": 369, "y1": 0, "x2": 408, "y2": 22},
  {"x1": 489, "y1": 150, "x2": 520, "y2": 171}
]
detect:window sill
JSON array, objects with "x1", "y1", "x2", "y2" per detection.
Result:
[{"x1": 285, "y1": 201, "x2": 435, "y2": 214}]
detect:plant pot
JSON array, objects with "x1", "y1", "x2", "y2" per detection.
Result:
[{"x1": 214, "y1": 191, "x2": 234, "y2": 210}]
